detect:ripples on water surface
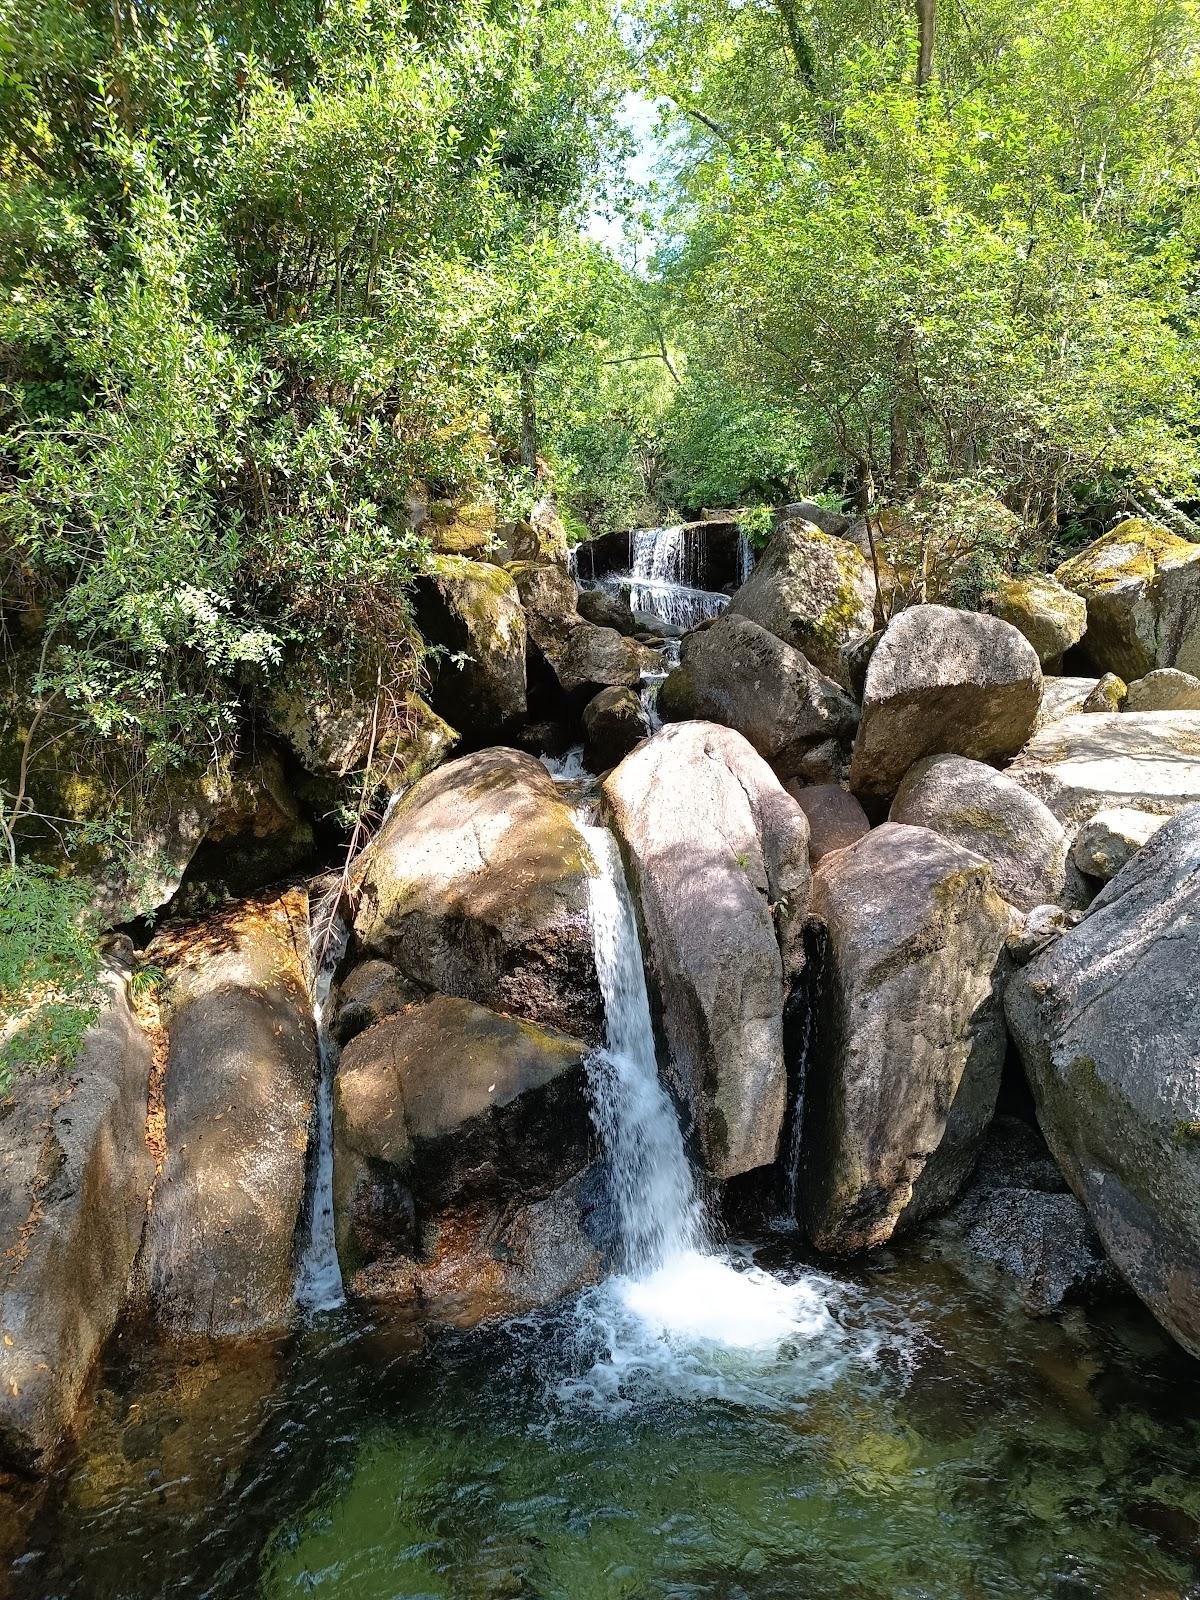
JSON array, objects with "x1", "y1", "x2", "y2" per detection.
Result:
[{"x1": 9, "y1": 1235, "x2": 1200, "y2": 1600}]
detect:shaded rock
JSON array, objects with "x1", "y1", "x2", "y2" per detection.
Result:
[
  {"x1": 582, "y1": 686, "x2": 650, "y2": 773},
  {"x1": 1071, "y1": 806, "x2": 1168, "y2": 882},
  {"x1": 1055, "y1": 518, "x2": 1200, "y2": 679},
  {"x1": 333, "y1": 996, "x2": 599, "y2": 1321},
  {"x1": 1006, "y1": 903, "x2": 1083, "y2": 966},
  {"x1": 890, "y1": 754, "x2": 1068, "y2": 910},
  {"x1": 427, "y1": 497, "x2": 497, "y2": 557},
  {"x1": 942, "y1": 1187, "x2": 1116, "y2": 1313},
  {"x1": 785, "y1": 782, "x2": 870, "y2": 862},
  {"x1": 602, "y1": 723, "x2": 812, "y2": 1180},
  {"x1": 492, "y1": 497, "x2": 570, "y2": 567},
  {"x1": 0, "y1": 967, "x2": 153, "y2": 1471},
  {"x1": 728, "y1": 517, "x2": 876, "y2": 684},
  {"x1": 560, "y1": 624, "x2": 662, "y2": 701},
  {"x1": 800, "y1": 823, "x2": 1010, "y2": 1253},
  {"x1": 513, "y1": 562, "x2": 660, "y2": 706},
  {"x1": 849, "y1": 605, "x2": 1042, "y2": 798},
  {"x1": 841, "y1": 629, "x2": 882, "y2": 700},
  {"x1": 1007, "y1": 712, "x2": 1200, "y2": 830},
  {"x1": 351, "y1": 747, "x2": 602, "y2": 1041},
  {"x1": 1125, "y1": 668, "x2": 1200, "y2": 713},
  {"x1": 1005, "y1": 805, "x2": 1200, "y2": 1356},
  {"x1": 970, "y1": 1114, "x2": 1070, "y2": 1194},
  {"x1": 1034, "y1": 676, "x2": 1103, "y2": 732},
  {"x1": 989, "y1": 574, "x2": 1087, "y2": 666},
  {"x1": 136, "y1": 890, "x2": 317, "y2": 1337},
  {"x1": 657, "y1": 613, "x2": 858, "y2": 784},
  {"x1": 413, "y1": 557, "x2": 527, "y2": 738},
  {"x1": 577, "y1": 587, "x2": 639, "y2": 636},
  {"x1": 332, "y1": 959, "x2": 424, "y2": 1047},
  {"x1": 186, "y1": 745, "x2": 314, "y2": 897},
  {"x1": 1081, "y1": 671, "x2": 1127, "y2": 712}
]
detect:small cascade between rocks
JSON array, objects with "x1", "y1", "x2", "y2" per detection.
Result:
[
  {"x1": 296, "y1": 914, "x2": 349, "y2": 1314},
  {"x1": 607, "y1": 524, "x2": 731, "y2": 630}
]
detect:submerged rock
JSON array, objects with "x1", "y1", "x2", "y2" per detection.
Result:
[
  {"x1": 0, "y1": 966, "x2": 153, "y2": 1471},
  {"x1": 602, "y1": 722, "x2": 811, "y2": 1180},
  {"x1": 989, "y1": 574, "x2": 1088, "y2": 667},
  {"x1": 1005, "y1": 805, "x2": 1200, "y2": 1357},
  {"x1": 351, "y1": 747, "x2": 602, "y2": 1041},
  {"x1": 657, "y1": 613, "x2": 858, "y2": 784},
  {"x1": 413, "y1": 556, "x2": 528, "y2": 738},
  {"x1": 1055, "y1": 517, "x2": 1200, "y2": 680},
  {"x1": 582, "y1": 685, "x2": 649, "y2": 773},
  {"x1": 136, "y1": 890, "x2": 317, "y2": 1338},
  {"x1": 800, "y1": 823, "x2": 1010, "y2": 1253},
  {"x1": 727, "y1": 517, "x2": 876, "y2": 685},
  {"x1": 890, "y1": 754, "x2": 1068, "y2": 910},
  {"x1": 1007, "y1": 711, "x2": 1200, "y2": 829},
  {"x1": 333, "y1": 995, "x2": 600, "y2": 1321},
  {"x1": 848, "y1": 605, "x2": 1042, "y2": 798}
]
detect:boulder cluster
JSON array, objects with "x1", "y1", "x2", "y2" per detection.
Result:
[{"x1": 4, "y1": 503, "x2": 1200, "y2": 1475}]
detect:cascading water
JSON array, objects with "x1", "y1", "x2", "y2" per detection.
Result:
[
  {"x1": 605, "y1": 524, "x2": 730, "y2": 630},
  {"x1": 295, "y1": 915, "x2": 350, "y2": 1314}
]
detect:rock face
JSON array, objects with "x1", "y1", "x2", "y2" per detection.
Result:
[
  {"x1": 1071, "y1": 807, "x2": 1168, "y2": 883},
  {"x1": 728, "y1": 517, "x2": 876, "y2": 684},
  {"x1": 1005, "y1": 806, "x2": 1200, "y2": 1356},
  {"x1": 333, "y1": 996, "x2": 601, "y2": 1320},
  {"x1": 786, "y1": 782, "x2": 870, "y2": 863},
  {"x1": 657, "y1": 614, "x2": 859, "y2": 783},
  {"x1": 413, "y1": 556, "x2": 527, "y2": 738},
  {"x1": 890, "y1": 754, "x2": 1068, "y2": 910},
  {"x1": 1055, "y1": 518, "x2": 1200, "y2": 679},
  {"x1": 1082, "y1": 672, "x2": 1127, "y2": 712},
  {"x1": 800, "y1": 823, "x2": 1010, "y2": 1253},
  {"x1": 1125, "y1": 668, "x2": 1200, "y2": 712},
  {"x1": 582, "y1": 686, "x2": 650, "y2": 773},
  {"x1": 352, "y1": 747, "x2": 602, "y2": 1041},
  {"x1": 989, "y1": 574, "x2": 1087, "y2": 666},
  {"x1": 602, "y1": 723, "x2": 812, "y2": 1180},
  {"x1": 0, "y1": 967, "x2": 153, "y2": 1471},
  {"x1": 849, "y1": 605, "x2": 1042, "y2": 798},
  {"x1": 136, "y1": 891, "x2": 317, "y2": 1337},
  {"x1": 1007, "y1": 712, "x2": 1200, "y2": 829}
]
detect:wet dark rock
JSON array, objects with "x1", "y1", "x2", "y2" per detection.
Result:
[
  {"x1": 582, "y1": 685, "x2": 650, "y2": 773},
  {"x1": 332, "y1": 959, "x2": 424, "y2": 1047},
  {"x1": 413, "y1": 557, "x2": 527, "y2": 739},
  {"x1": 577, "y1": 587, "x2": 639, "y2": 635}
]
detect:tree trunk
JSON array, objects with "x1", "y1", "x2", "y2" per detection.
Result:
[
  {"x1": 519, "y1": 366, "x2": 538, "y2": 483},
  {"x1": 916, "y1": 0, "x2": 936, "y2": 86}
]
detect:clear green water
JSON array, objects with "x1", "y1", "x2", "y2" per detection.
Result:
[{"x1": 9, "y1": 1236, "x2": 1200, "y2": 1600}]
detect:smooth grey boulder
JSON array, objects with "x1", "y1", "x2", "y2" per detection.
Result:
[
  {"x1": 989, "y1": 574, "x2": 1087, "y2": 666},
  {"x1": 728, "y1": 517, "x2": 876, "y2": 684},
  {"x1": 1125, "y1": 668, "x2": 1200, "y2": 713},
  {"x1": 352, "y1": 747, "x2": 603, "y2": 1041},
  {"x1": 657, "y1": 614, "x2": 858, "y2": 782},
  {"x1": 1071, "y1": 806, "x2": 1169, "y2": 883},
  {"x1": 800, "y1": 823, "x2": 1010, "y2": 1253},
  {"x1": 848, "y1": 605, "x2": 1042, "y2": 798},
  {"x1": 1007, "y1": 712, "x2": 1200, "y2": 830},
  {"x1": 890, "y1": 754, "x2": 1068, "y2": 910},
  {"x1": 602, "y1": 722, "x2": 811, "y2": 1180},
  {"x1": 1005, "y1": 806, "x2": 1200, "y2": 1356},
  {"x1": 785, "y1": 782, "x2": 870, "y2": 862},
  {"x1": 413, "y1": 556, "x2": 527, "y2": 738},
  {"x1": 577, "y1": 587, "x2": 639, "y2": 636},
  {"x1": 136, "y1": 890, "x2": 317, "y2": 1337},
  {"x1": 333, "y1": 995, "x2": 599, "y2": 1321},
  {"x1": 0, "y1": 966, "x2": 153, "y2": 1471},
  {"x1": 779, "y1": 500, "x2": 852, "y2": 538},
  {"x1": 1055, "y1": 518, "x2": 1200, "y2": 679},
  {"x1": 582, "y1": 685, "x2": 650, "y2": 773}
]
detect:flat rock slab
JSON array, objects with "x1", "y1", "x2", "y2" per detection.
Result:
[{"x1": 1007, "y1": 711, "x2": 1200, "y2": 830}]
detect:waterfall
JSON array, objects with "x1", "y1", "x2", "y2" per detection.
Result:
[
  {"x1": 737, "y1": 531, "x2": 756, "y2": 585},
  {"x1": 577, "y1": 823, "x2": 704, "y2": 1272},
  {"x1": 296, "y1": 916, "x2": 349, "y2": 1313},
  {"x1": 621, "y1": 525, "x2": 729, "y2": 630}
]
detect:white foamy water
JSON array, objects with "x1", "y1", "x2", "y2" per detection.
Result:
[
  {"x1": 296, "y1": 915, "x2": 349, "y2": 1314},
  {"x1": 572, "y1": 814, "x2": 888, "y2": 1409}
]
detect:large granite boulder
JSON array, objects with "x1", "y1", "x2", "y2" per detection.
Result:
[
  {"x1": 602, "y1": 723, "x2": 812, "y2": 1180},
  {"x1": 351, "y1": 747, "x2": 602, "y2": 1041},
  {"x1": 800, "y1": 823, "x2": 1010, "y2": 1253},
  {"x1": 1005, "y1": 806, "x2": 1200, "y2": 1355},
  {"x1": 1007, "y1": 712, "x2": 1200, "y2": 830},
  {"x1": 657, "y1": 614, "x2": 859, "y2": 784},
  {"x1": 577, "y1": 587, "x2": 639, "y2": 636},
  {"x1": 1055, "y1": 518, "x2": 1200, "y2": 679},
  {"x1": 848, "y1": 605, "x2": 1042, "y2": 798},
  {"x1": 1125, "y1": 668, "x2": 1200, "y2": 713},
  {"x1": 135, "y1": 890, "x2": 317, "y2": 1337},
  {"x1": 727, "y1": 517, "x2": 876, "y2": 685},
  {"x1": 890, "y1": 754, "x2": 1069, "y2": 910},
  {"x1": 582, "y1": 685, "x2": 650, "y2": 773},
  {"x1": 989, "y1": 574, "x2": 1087, "y2": 666},
  {"x1": 412, "y1": 556, "x2": 527, "y2": 738},
  {"x1": 0, "y1": 965, "x2": 153, "y2": 1471},
  {"x1": 333, "y1": 995, "x2": 602, "y2": 1321}
]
